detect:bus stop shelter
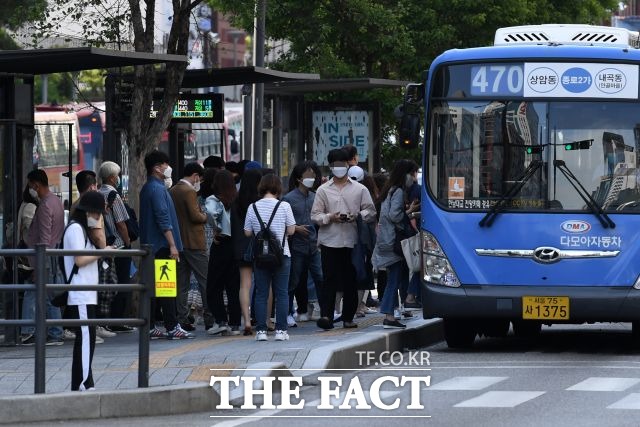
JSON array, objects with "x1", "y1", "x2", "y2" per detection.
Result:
[{"x1": 0, "y1": 46, "x2": 186, "y2": 345}]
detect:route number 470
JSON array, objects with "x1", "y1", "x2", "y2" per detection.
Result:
[{"x1": 471, "y1": 65, "x2": 524, "y2": 95}]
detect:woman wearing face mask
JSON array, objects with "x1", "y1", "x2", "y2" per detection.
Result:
[
  {"x1": 372, "y1": 159, "x2": 420, "y2": 329},
  {"x1": 63, "y1": 191, "x2": 113, "y2": 390},
  {"x1": 283, "y1": 161, "x2": 324, "y2": 326}
]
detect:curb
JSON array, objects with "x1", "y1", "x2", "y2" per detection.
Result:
[
  {"x1": 1, "y1": 318, "x2": 443, "y2": 423},
  {"x1": 0, "y1": 383, "x2": 220, "y2": 425}
]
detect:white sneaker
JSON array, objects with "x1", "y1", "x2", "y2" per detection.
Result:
[
  {"x1": 95, "y1": 335, "x2": 104, "y2": 344},
  {"x1": 63, "y1": 329, "x2": 76, "y2": 340},
  {"x1": 287, "y1": 314, "x2": 297, "y2": 327},
  {"x1": 334, "y1": 311, "x2": 342, "y2": 321},
  {"x1": 309, "y1": 302, "x2": 321, "y2": 320},
  {"x1": 394, "y1": 309, "x2": 401, "y2": 320},
  {"x1": 255, "y1": 331, "x2": 268, "y2": 341},
  {"x1": 274, "y1": 330, "x2": 289, "y2": 341},
  {"x1": 296, "y1": 313, "x2": 309, "y2": 322},
  {"x1": 207, "y1": 323, "x2": 230, "y2": 335},
  {"x1": 96, "y1": 326, "x2": 116, "y2": 338}
]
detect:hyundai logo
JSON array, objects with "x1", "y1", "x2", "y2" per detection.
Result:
[{"x1": 533, "y1": 247, "x2": 561, "y2": 264}]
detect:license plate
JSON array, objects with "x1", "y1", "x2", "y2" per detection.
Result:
[{"x1": 522, "y1": 296, "x2": 569, "y2": 320}]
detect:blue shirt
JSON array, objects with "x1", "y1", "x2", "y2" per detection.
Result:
[
  {"x1": 283, "y1": 188, "x2": 318, "y2": 254},
  {"x1": 139, "y1": 176, "x2": 183, "y2": 254}
]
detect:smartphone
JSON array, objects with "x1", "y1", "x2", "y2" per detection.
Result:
[{"x1": 340, "y1": 213, "x2": 348, "y2": 221}]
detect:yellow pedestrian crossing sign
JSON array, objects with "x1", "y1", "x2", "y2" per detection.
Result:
[{"x1": 155, "y1": 259, "x2": 177, "y2": 297}]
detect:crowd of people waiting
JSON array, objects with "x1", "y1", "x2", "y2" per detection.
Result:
[{"x1": 6, "y1": 143, "x2": 422, "y2": 390}]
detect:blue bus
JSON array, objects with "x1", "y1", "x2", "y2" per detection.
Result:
[{"x1": 400, "y1": 24, "x2": 640, "y2": 348}]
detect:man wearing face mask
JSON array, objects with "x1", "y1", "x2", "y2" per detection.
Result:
[
  {"x1": 21, "y1": 169, "x2": 65, "y2": 345},
  {"x1": 283, "y1": 161, "x2": 324, "y2": 325},
  {"x1": 170, "y1": 162, "x2": 211, "y2": 332},
  {"x1": 98, "y1": 161, "x2": 136, "y2": 333},
  {"x1": 311, "y1": 149, "x2": 376, "y2": 330},
  {"x1": 140, "y1": 150, "x2": 193, "y2": 339}
]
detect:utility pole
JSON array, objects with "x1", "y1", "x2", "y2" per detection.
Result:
[{"x1": 252, "y1": 0, "x2": 266, "y2": 163}]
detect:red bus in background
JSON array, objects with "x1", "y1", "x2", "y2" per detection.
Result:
[
  {"x1": 76, "y1": 102, "x2": 106, "y2": 172},
  {"x1": 33, "y1": 109, "x2": 84, "y2": 205}
]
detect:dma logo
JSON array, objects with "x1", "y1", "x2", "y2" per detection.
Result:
[{"x1": 561, "y1": 220, "x2": 591, "y2": 233}]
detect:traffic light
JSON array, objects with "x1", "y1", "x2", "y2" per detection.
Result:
[
  {"x1": 399, "y1": 114, "x2": 420, "y2": 149},
  {"x1": 524, "y1": 145, "x2": 543, "y2": 154},
  {"x1": 564, "y1": 139, "x2": 592, "y2": 151}
]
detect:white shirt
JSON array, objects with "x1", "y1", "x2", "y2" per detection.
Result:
[
  {"x1": 244, "y1": 198, "x2": 296, "y2": 257},
  {"x1": 64, "y1": 222, "x2": 98, "y2": 306}
]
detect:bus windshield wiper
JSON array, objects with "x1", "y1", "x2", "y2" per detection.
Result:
[
  {"x1": 553, "y1": 160, "x2": 615, "y2": 229},
  {"x1": 479, "y1": 159, "x2": 543, "y2": 227}
]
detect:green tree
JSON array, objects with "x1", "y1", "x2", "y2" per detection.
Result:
[
  {"x1": 212, "y1": 0, "x2": 619, "y2": 169},
  {"x1": 0, "y1": 0, "x2": 47, "y2": 49},
  {"x1": 26, "y1": 0, "x2": 206, "y2": 212}
]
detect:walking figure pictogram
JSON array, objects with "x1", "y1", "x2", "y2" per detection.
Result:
[{"x1": 159, "y1": 261, "x2": 171, "y2": 280}]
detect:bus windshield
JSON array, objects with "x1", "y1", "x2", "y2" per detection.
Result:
[{"x1": 428, "y1": 100, "x2": 640, "y2": 213}]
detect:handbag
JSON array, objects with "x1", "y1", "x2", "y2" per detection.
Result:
[{"x1": 401, "y1": 233, "x2": 422, "y2": 278}]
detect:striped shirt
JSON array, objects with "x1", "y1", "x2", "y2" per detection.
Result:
[
  {"x1": 244, "y1": 197, "x2": 295, "y2": 257},
  {"x1": 99, "y1": 184, "x2": 130, "y2": 248}
]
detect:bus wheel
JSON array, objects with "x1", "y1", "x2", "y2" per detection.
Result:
[
  {"x1": 631, "y1": 322, "x2": 640, "y2": 348},
  {"x1": 443, "y1": 318, "x2": 476, "y2": 348},
  {"x1": 479, "y1": 319, "x2": 510, "y2": 338},
  {"x1": 512, "y1": 320, "x2": 541, "y2": 339}
]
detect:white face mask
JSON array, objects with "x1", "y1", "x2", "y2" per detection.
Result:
[
  {"x1": 164, "y1": 178, "x2": 173, "y2": 189},
  {"x1": 87, "y1": 215, "x2": 100, "y2": 228},
  {"x1": 301, "y1": 178, "x2": 315, "y2": 188},
  {"x1": 193, "y1": 181, "x2": 201, "y2": 192},
  {"x1": 405, "y1": 174, "x2": 415, "y2": 189},
  {"x1": 163, "y1": 166, "x2": 173, "y2": 179},
  {"x1": 331, "y1": 167, "x2": 348, "y2": 178},
  {"x1": 115, "y1": 176, "x2": 121, "y2": 188},
  {"x1": 29, "y1": 188, "x2": 38, "y2": 199}
]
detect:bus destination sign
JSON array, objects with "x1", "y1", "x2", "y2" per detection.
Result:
[{"x1": 150, "y1": 93, "x2": 224, "y2": 123}]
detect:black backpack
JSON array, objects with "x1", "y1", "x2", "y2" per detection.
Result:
[
  {"x1": 251, "y1": 201, "x2": 285, "y2": 269},
  {"x1": 107, "y1": 190, "x2": 139, "y2": 242},
  {"x1": 52, "y1": 221, "x2": 87, "y2": 307}
]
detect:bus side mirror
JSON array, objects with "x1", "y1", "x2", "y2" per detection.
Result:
[{"x1": 399, "y1": 113, "x2": 420, "y2": 149}]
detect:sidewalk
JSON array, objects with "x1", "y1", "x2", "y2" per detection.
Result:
[{"x1": 0, "y1": 311, "x2": 425, "y2": 395}]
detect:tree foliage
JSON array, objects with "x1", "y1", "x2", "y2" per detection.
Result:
[{"x1": 211, "y1": 0, "x2": 619, "y2": 169}]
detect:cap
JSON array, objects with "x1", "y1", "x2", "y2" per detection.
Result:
[
  {"x1": 348, "y1": 165, "x2": 365, "y2": 182},
  {"x1": 244, "y1": 161, "x2": 262, "y2": 170},
  {"x1": 76, "y1": 191, "x2": 106, "y2": 214}
]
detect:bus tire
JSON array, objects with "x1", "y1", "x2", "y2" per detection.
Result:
[
  {"x1": 443, "y1": 318, "x2": 476, "y2": 348},
  {"x1": 631, "y1": 322, "x2": 640, "y2": 348},
  {"x1": 479, "y1": 319, "x2": 510, "y2": 338},
  {"x1": 512, "y1": 320, "x2": 541, "y2": 339}
]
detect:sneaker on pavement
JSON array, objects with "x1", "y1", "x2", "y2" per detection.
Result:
[
  {"x1": 296, "y1": 313, "x2": 310, "y2": 322},
  {"x1": 167, "y1": 325, "x2": 195, "y2": 340},
  {"x1": 63, "y1": 329, "x2": 76, "y2": 340},
  {"x1": 287, "y1": 314, "x2": 297, "y2": 327},
  {"x1": 255, "y1": 331, "x2": 268, "y2": 341},
  {"x1": 229, "y1": 326, "x2": 241, "y2": 336},
  {"x1": 274, "y1": 330, "x2": 289, "y2": 341},
  {"x1": 20, "y1": 334, "x2": 35, "y2": 345},
  {"x1": 333, "y1": 311, "x2": 342, "y2": 322},
  {"x1": 149, "y1": 327, "x2": 167, "y2": 340},
  {"x1": 96, "y1": 326, "x2": 116, "y2": 338},
  {"x1": 364, "y1": 307, "x2": 378, "y2": 314},
  {"x1": 180, "y1": 323, "x2": 196, "y2": 332},
  {"x1": 383, "y1": 319, "x2": 406, "y2": 329},
  {"x1": 402, "y1": 311, "x2": 414, "y2": 319},
  {"x1": 207, "y1": 323, "x2": 230, "y2": 335},
  {"x1": 46, "y1": 337, "x2": 64, "y2": 346},
  {"x1": 316, "y1": 317, "x2": 334, "y2": 330},
  {"x1": 95, "y1": 335, "x2": 104, "y2": 344}
]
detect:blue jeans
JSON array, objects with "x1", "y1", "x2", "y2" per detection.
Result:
[
  {"x1": 288, "y1": 250, "x2": 323, "y2": 314},
  {"x1": 380, "y1": 261, "x2": 404, "y2": 315},
  {"x1": 254, "y1": 257, "x2": 291, "y2": 332},
  {"x1": 21, "y1": 260, "x2": 63, "y2": 338}
]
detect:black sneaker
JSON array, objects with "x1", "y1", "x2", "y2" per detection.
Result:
[
  {"x1": 383, "y1": 319, "x2": 406, "y2": 329},
  {"x1": 317, "y1": 317, "x2": 334, "y2": 330},
  {"x1": 21, "y1": 334, "x2": 35, "y2": 345},
  {"x1": 180, "y1": 323, "x2": 196, "y2": 332}
]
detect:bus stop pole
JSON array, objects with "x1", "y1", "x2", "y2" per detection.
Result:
[
  {"x1": 34, "y1": 244, "x2": 47, "y2": 394},
  {"x1": 68, "y1": 123, "x2": 73, "y2": 207},
  {"x1": 138, "y1": 244, "x2": 154, "y2": 388}
]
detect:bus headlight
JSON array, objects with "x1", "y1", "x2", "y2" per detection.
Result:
[{"x1": 422, "y1": 231, "x2": 461, "y2": 288}]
